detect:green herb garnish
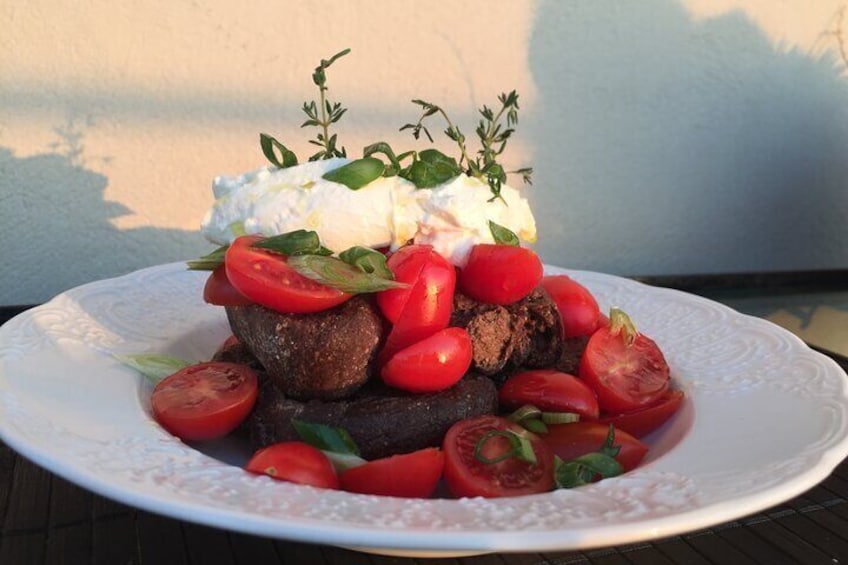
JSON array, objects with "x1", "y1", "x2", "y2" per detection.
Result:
[
  {"x1": 251, "y1": 229, "x2": 333, "y2": 256},
  {"x1": 488, "y1": 220, "x2": 520, "y2": 246},
  {"x1": 115, "y1": 353, "x2": 192, "y2": 385},
  {"x1": 554, "y1": 424, "x2": 623, "y2": 488},
  {"x1": 322, "y1": 157, "x2": 385, "y2": 190},
  {"x1": 400, "y1": 91, "x2": 533, "y2": 199},
  {"x1": 338, "y1": 246, "x2": 394, "y2": 279},
  {"x1": 292, "y1": 420, "x2": 361, "y2": 455},
  {"x1": 186, "y1": 245, "x2": 229, "y2": 271},
  {"x1": 474, "y1": 429, "x2": 537, "y2": 465},
  {"x1": 287, "y1": 254, "x2": 407, "y2": 293}
]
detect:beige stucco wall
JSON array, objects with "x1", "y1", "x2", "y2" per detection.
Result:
[{"x1": 2, "y1": 0, "x2": 847, "y2": 304}]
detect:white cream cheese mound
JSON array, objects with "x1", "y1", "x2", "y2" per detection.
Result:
[{"x1": 201, "y1": 158, "x2": 537, "y2": 266}]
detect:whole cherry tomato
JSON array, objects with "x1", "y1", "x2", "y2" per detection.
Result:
[
  {"x1": 458, "y1": 244, "x2": 543, "y2": 305},
  {"x1": 540, "y1": 275, "x2": 602, "y2": 338}
]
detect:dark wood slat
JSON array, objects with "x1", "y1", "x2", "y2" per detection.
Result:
[
  {"x1": 0, "y1": 444, "x2": 16, "y2": 534},
  {"x1": 135, "y1": 511, "x2": 189, "y2": 565},
  {"x1": 650, "y1": 538, "x2": 713, "y2": 565},
  {"x1": 92, "y1": 511, "x2": 138, "y2": 565},
  {"x1": 274, "y1": 540, "x2": 329, "y2": 564},
  {"x1": 711, "y1": 522, "x2": 799, "y2": 565},
  {"x1": 3, "y1": 454, "x2": 52, "y2": 532},
  {"x1": 44, "y1": 522, "x2": 93, "y2": 565},
  {"x1": 181, "y1": 523, "x2": 236, "y2": 565},
  {"x1": 620, "y1": 543, "x2": 678, "y2": 565},
  {"x1": 0, "y1": 532, "x2": 46, "y2": 565},
  {"x1": 228, "y1": 532, "x2": 280, "y2": 564},
  {"x1": 745, "y1": 519, "x2": 836, "y2": 564},
  {"x1": 771, "y1": 512, "x2": 848, "y2": 561},
  {"x1": 682, "y1": 531, "x2": 758, "y2": 565}
]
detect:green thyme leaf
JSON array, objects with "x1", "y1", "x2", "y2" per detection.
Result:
[
  {"x1": 287, "y1": 254, "x2": 408, "y2": 293},
  {"x1": 322, "y1": 157, "x2": 385, "y2": 190},
  {"x1": 292, "y1": 419, "x2": 361, "y2": 456},
  {"x1": 488, "y1": 220, "x2": 520, "y2": 246},
  {"x1": 186, "y1": 245, "x2": 229, "y2": 271},
  {"x1": 252, "y1": 230, "x2": 333, "y2": 256},
  {"x1": 115, "y1": 353, "x2": 192, "y2": 385},
  {"x1": 260, "y1": 133, "x2": 298, "y2": 169},
  {"x1": 338, "y1": 246, "x2": 393, "y2": 279}
]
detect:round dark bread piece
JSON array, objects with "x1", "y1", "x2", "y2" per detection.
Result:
[
  {"x1": 225, "y1": 296, "x2": 384, "y2": 401},
  {"x1": 247, "y1": 373, "x2": 498, "y2": 460},
  {"x1": 450, "y1": 287, "x2": 563, "y2": 384}
]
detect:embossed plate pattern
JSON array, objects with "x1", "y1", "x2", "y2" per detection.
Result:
[{"x1": 1, "y1": 263, "x2": 847, "y2": 557}]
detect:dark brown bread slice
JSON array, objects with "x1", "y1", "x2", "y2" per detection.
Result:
[
  {"x1": 450, "y1": 287, "x2": 563, "y2": 383},
  {"x1": 247, "y1": 373, "x2": 498, "y2": 460},
  {"x1": 225, "y1": 296, "x2": 384, "y2": 401}
]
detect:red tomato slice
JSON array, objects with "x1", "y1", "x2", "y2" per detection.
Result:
[
  {"x1": 443, "y1": 415, "x2": 555, "y2": 498},
  {"x1": 340, "y1": 447, "x2": 444, "y2": 498},
  {"x1": 245, "y1": 442, "x2": 339, "y2": 490},
  {"x1": 498, "y1": 369, "x2": 599, "y2": 420},
  {"x1": 540, "y1": 275, "x2": 602, "y2": 338},
  {"x1": 542, "y1": 422, "x2": 647, "y2": 472},
  {"x1": 224, "y1": 235, "x2": 351, "y2": 314},
  {"x1": 203, "y1": 266, "x2": 253, "y2": 306},
  {"x1": 381, "y1": 327, "x2": 473, "y2": 393},
  {"x1": 600, "y1": 390, "x2": 685, "y2": 438},
  {"x1": 578, "y1": 325, "x2": 670, "y2": 414},
  {"x1": 377, "y1": 245, "x2": 456, "y2": 361},
  {"x1": 458, "y1": 244, "x2": 542, "y2": 305},
  {"x1": 151, "y1": 362, "x2": 258, "y2": 441}
]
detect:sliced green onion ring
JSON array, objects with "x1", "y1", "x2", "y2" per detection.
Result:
[{"x1": 474, "y1": 430, "x2": 537, "y2": 465}]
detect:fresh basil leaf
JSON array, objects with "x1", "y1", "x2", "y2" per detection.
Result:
[
  {"x1": 321, "y1": 157, "x2": 385, "y2": 190},
  {"x1": 554, "y1": 452, "x2": 623, "y2": 489},
  {"x1": 363, "y1": 142, "x2": 401, "y2": 176},
  {"x1": 186, "y1": 245, "x2": 229, "y2": 271},
  {"x1": 400, "y1": 149, "x2": 461, "y2": 188},
  {"x1": 292, "y1": 420, "x2": 360, "y2": 456},
  {"x1": 287, "y1": 254, "x2": 408, "y2": 293},
  {"x1": 338, "y1": 246, "x2": 393, "y2": 279},
  {"x1": 488, "y1": 220, "x2": 519, "y2": 246},
  {"x1": 260, "y1": 133, "x2": 298, "y2": 169},
  {"x1": 252, "y1": 230, "x2": 333, "y2": 256},
  {"x1": 115, "y1": 353, "x2": 192, "y2": 385}
]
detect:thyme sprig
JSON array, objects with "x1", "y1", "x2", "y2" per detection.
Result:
[
  {"x1": 303, "y1": 48, "x2": 350, "y2": 160},
  {"x1": 401, "y1": 91, "x2": 533, "y2": 201},
  {"x1": 260, "y1": 48, "x2": 350, "y2": 167}
]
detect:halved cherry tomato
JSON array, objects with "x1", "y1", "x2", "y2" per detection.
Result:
[
  {"x1": 225, "y1": 235, "x2": 350, "y2": 314},
  {"x1": 203, "y1": 266, "x2": 253, "y2": 306},
  {"x1": 600, "y1": 390, "x2": 685, "y2": 438},
  {"x1": 540, "y1": 275, "x2": 602, "y2": 338},
  {"x1": 542, "y1": 422, "x2": 647, "y2": 472},
  {"x1": 443, "y1": 415, "x2": 555, "y2": 498},
  {"x1": 381, "y1": 327, "x2": 473, "y2": 393},
  {"x1": 245, "y1": 442, "x2": 339, "y2": 490},
  {"x1": 377, "y1": 245, "x2": 456, "y2": 361},
  {"x1": 458, "y1": 244, "x2": 542, "y2": 305},
  {"x1": 578, "y1": 323, "x2": 670, "y2": 414},
  {"x1": 340, "y1": 447, "x2": 444, "y2": 498},
  {"x1": 151, "y1": 362, "x2": 258, "y2": 441},
  {"x1": 498, "y1": 369, "x2": 599, "y2": 420}
]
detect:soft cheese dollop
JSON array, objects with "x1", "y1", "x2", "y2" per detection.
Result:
[{"x1": 201, "y1": 158, "x2": 536, "y2": 266}]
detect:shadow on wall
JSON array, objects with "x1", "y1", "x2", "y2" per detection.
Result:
[
  {"x1": 528, "y1": 0, "x2": 848, "y2": 276},
  {"x1": 0, "y1": 141, "x2": 206, "y2": 304}
]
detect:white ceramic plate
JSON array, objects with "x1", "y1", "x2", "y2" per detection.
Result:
[{"x1": 1, "y1": 263, "x2": 847, "y2": 558}]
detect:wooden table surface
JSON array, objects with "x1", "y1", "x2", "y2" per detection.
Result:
[{"x1": 2, "y1": 300, "x2": 848, "y2": 565}]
